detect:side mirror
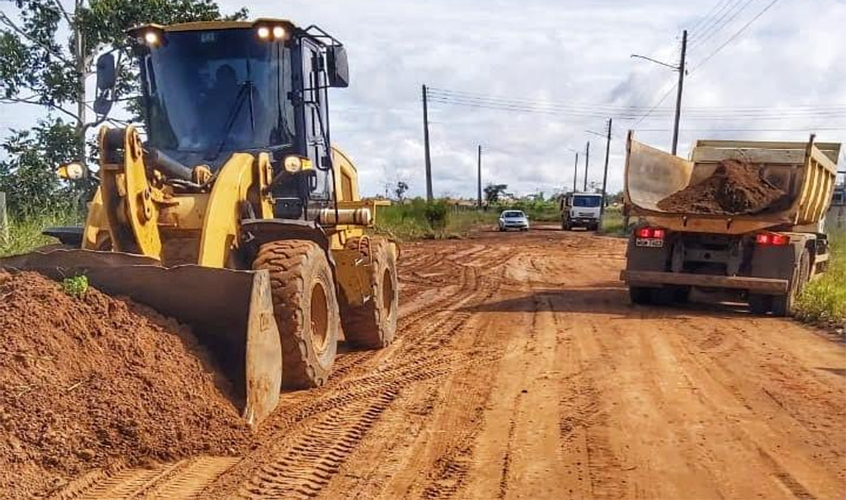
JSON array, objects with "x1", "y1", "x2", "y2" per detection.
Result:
[
  {"x1": 96, "y1": 53, "x2": 116, "y2": 91},
  {"x1": 93, "y1": 53, "x2": 116, "y2": 116},
  {"x1": 326, "y1": 46, "x2": 349, "y2": 88}
]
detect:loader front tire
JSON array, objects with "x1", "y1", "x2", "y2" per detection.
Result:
[
  {"x1": 254, "y1": 240, "x2": 340, "y2": 389},
  {"x1": 340, "y1": 237, "x2": 399, "y2": 349}
]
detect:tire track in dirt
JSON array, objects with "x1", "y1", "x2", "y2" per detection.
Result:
[{"x1": 201, "y1": 245, "x2": 504, "y2": 499}]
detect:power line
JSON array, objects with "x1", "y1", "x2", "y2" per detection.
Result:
[
  {"x1": 691, "y1": 0, "x2": 783, "y2": 73},
  {"x1": 688, "y1": 0, "x2": 744, "y2": 42},
  {"x1": 638, "y1": 126, "x2": 846, "y2": 132},
  {"x1": 631, "y1": 83, "x2": 679, "y2": 128},
  {"x1": 688, "y1": 0, "x2": 757, "y2": 52},
  {"x1": 426, "y1": 87, "x2": 846, "y2": 120},
  {"x1": 686, "y1": 0, "x2": 736, "y2": 35}
]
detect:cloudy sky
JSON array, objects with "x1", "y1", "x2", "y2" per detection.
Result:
[{"x1": 2, "y1": 0, "x2": 845, "y2": 198}]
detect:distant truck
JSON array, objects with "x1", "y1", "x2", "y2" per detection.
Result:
[
  {"x1": 560, "y1": 192, "x2": 603, "y2": 230},
  {"x1": 620, "y1": 133, "x2": 840, "y2": 316},
  {"x1": 827, "y1": 181, "x2": 846, "y2": 231}
]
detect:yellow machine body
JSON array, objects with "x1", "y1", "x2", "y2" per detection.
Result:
[{"x1": 1, "y1": 125, "x2": 390, "y2": 427}]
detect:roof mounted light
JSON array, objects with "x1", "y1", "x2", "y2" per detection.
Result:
[
  {"x1": 144, "y1": 31, "x2": 159, "y2": 45},
  {"x1": 254, "y1": 20, "x2": 293, "y2": 42}
]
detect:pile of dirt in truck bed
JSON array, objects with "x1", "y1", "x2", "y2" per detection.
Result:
[
  {"x1": 0, "y1": 270, "x2": 249, "y2": 499},
  {"x1": 657, "y1": 159, "x2": 789, "y2": 214}
]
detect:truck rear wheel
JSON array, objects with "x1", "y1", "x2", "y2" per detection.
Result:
[
  {"x1": 629, "y1": 286, "x2": 652, "y2": 305},
  {"x1": 340, "y1": 237, "x2": 398, "y2": 349},
  {"x1": 748, "y1": 294, "x2": 772, "y2": 314},
  {"x1": 253, "y1": 240, "x2": 340, "y2": 389},
  {"x1": 771, "y1": 249, "x2": 811, "y2": 317}
]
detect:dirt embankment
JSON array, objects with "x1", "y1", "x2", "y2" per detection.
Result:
[
  {"x1": 658, "y1": 159, "x2": 789, "y2": 214},
  {"x1": 0, "y1": 271, "x2": 248, "y2": 499}
]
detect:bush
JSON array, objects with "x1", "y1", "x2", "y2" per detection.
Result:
[
  {"x1": 424, "y1": 201, "x2": 448, "y2": 229},
  {"x1": 795, "y1": 235, "x2": 845, "y2": 328}
]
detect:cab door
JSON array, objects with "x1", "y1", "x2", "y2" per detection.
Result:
[{"x1": 300, "y1": 39, "x2": 332, "y2": 201}]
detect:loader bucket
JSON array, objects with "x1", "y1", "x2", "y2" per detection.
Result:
[{"x1": 0, "y1": 249, "x2": 282, "y2": 428}]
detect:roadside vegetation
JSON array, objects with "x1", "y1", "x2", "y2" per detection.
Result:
[
  {"x1": 1, "y1": 210, "x2": 82, "y2": 257},
  {"x1": 375, "y1": 198, "x2": 497, "y2": 240},
  {"x1": 599, "y1": 206, "x2": 628, "y2": 236},
  {"x1": 795, "y1": 235, "x2": 846, "y2": 329}
]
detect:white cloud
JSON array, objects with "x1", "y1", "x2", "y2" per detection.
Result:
[{"x1": 2, "y1": 0, "x2": 845, "y2": 197}]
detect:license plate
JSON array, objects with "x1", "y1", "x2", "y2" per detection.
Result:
[{"x1": 636, "y1": 238, "x2": 664, "y2": 248}]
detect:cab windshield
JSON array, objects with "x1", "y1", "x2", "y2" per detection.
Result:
[
  {"x1": 141, "y1": 29, "x2": 296, "y2": 160},
  {"x1": 573, "y1": 196, "x2": 602, "y2": 207}
]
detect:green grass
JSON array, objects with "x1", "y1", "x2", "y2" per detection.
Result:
[
  {"x1": 795, "y1": 235, "x2": 846, "y2": 328},
  {"x1": 599, "y1": 206, "x2": 628, "y2": 236},
  {"x1": 375, "y1": 199, "x2": 497, "y2": 240},
  {"x1": 1, "y1": 210, "x2": 82, "y2": 256}
]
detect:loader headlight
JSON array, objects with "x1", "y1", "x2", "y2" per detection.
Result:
[
  {"x1": 283, "y1": 155, "x2": 303, "y2": 173},
  {"x1": 57, "y1": 162, "x2": 86, "y2": 180}
]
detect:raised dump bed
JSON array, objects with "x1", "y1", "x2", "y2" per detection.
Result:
[{"x1": 624, "y1": 135, "x2": 840, "y2": 234}]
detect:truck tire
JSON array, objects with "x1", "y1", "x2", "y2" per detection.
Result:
[
  {"x1": 748, "y1": 294, "x2": 772, "y2": 315},
  {"x1": 673, "y1": 286, "x2": 691, "y2": 304},
  {"x1": 651, "y1": 287, "x2": 676, "y2": 306},
  {"x1": 340, "y1": 237, "x2": 398, "y2": 349},
  {"x1": 629, "y1": 286, "x2": 652, "y2": 305},
  {"x1": 253, "y1": 240, "x2": 340, "y2": 389},
  {"x1": 771, "y1": 249, "x2": 811, "y2": 317}
]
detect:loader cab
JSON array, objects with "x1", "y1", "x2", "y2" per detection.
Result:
[{"x1": 126, "y1": 20, "x2": 349, "y2": 218}]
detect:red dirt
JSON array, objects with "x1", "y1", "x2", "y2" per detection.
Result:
[
  {"x1": 657, "y1": 159, "x2": 789, "y2": 214},
  {"x1": 0, "y1": 270, "x2": 248, "y2": 499}
]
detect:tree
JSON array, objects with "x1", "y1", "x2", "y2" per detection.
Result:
[
  {"x1": 0, "y1": 0, "x2": 247, "y2": 214},
  {"x1": 394, "y1": 181, "x2": 408, "y2": 202},
  {"x1": 483, "y1": 183, "x2": 508, "y2": 205}
]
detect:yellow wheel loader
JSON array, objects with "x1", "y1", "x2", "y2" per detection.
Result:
[{"x1": 0, "y1": 19, "x2": 399, "y2": 427}]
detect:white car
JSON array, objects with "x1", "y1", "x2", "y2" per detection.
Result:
[{"x1": 498, "y1": 210, "x2": 529, "y2": 231}]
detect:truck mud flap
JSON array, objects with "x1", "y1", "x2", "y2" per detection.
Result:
[
  {"x1": 620, "y1": 269, "x2": 789, "y2": 295},
  {"x1": 1, "y1": 249, "x2": 282, "y2": 427}
]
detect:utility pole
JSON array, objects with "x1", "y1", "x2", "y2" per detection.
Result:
[
  {"x1": 631, "y1": 29, "x2": 687, "y2": 155},
  {"x1": 600, "y1": 118, "x2": 612, "y2": 218},
  {"x1": 572, "y1": 152, "x2": 579, "y2": 193},
  {"x1": 477, "y1": 145, "x2": 482, "y2": 208},
  {"x1": 672, "y1": 30, "x2": 687, "y2": 155},
  {"x1": 422, "y1": 84, "x2": 433, "y2": 202},
  {"x1": 583, "y1": 141, "x2": 590, "y2": 192}
]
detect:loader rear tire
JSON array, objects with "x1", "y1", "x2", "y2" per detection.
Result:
[
  {"x1": 340, "y1": 237, "x2": 398, "y2": 349},
  {"x1": 253, "y1": 240, "x2": 340, "y2": 389}
]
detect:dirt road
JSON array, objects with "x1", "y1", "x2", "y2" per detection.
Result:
[{"x1": 54, "y1": 227, "x2": 845, "y2": 500}]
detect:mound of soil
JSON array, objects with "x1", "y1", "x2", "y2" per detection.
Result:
[
  {"x1": 0, "y1": 270, "x2": 249, "y2": 499},
  {"x1": 657, "y1": 159, "x2": 789, "y2": 214}
]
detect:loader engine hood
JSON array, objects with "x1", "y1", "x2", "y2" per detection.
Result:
[{"x1": 136, "y1": 27, "x2": 298, "y2": 167}]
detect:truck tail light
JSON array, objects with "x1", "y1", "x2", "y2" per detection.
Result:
[
  {"x1": 637, "y1": 227, "x2": 665, "y2": 239},
  {"x1": 756, "y1": 232, "x2": 790, "y2": 246}
]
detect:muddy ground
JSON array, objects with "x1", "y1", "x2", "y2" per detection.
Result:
[{"x1": 38, "y1": 227, "x2": 846, "y2": 500}]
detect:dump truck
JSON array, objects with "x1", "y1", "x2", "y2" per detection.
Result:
[
  {"x1": 560, "y1": 192, "x2": 603, "y2": 230},
  {"x1": 0, "y1": 19, "x2": 399, "y2": 427},
  {"x1": 620, "y1": 132, "x2": 840, "y2": 316}
]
